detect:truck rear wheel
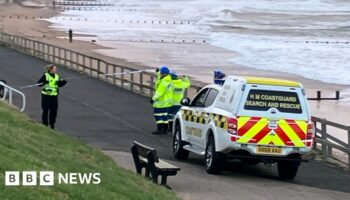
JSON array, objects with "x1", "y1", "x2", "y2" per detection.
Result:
[
  {"x1": 277, "y1": 160, "x2": 300, "y2": 180},
  {"x1": 205, "y1": 136, "x2": 225, "y2": 174},
  {"x1": 173, "y1": 124, "x2": 189, "y2": 160}
]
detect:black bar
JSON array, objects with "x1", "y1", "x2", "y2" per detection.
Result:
[
  {"x1": 317, "y1": 91, "x2": 321, "y2": 100},
  {"x1": 226, "y1": 154, "x2": 308, "y2": 162},
  {"x1": 68, "y1": 29, "x2": 73, "y2": 43}
]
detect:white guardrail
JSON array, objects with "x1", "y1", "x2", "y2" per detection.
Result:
[{"x1": 0, "y1": 81, "x2": 26, "y2": 112}]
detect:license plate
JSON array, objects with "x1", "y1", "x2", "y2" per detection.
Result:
[{"x1": 256, "y1": 146, "x2": 282, "y2": 154}]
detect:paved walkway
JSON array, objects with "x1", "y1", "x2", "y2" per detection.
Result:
[{"x1": 1, "y1": 46, "x2": 350, "y2": 200}]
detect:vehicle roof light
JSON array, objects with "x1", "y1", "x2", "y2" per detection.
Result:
[{"x1": 214, "y1": 70, "x2": 226, "y2": 85}]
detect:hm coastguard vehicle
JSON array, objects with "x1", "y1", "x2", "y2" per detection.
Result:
[{"x1": 172, "y1": 72, "x2": 314, "y2": 179}]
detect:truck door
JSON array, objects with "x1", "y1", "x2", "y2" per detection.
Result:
[
  {"x1": 197, "y1": 88, "x2": 219, "y2": 146},
  {"x1": 187, "y1": 88, "x2": 219, "y2": 147},
  {"x1": 182, "y1": 88, "x2": 209, "y2": 147}
]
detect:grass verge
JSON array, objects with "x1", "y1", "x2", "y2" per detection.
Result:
[{"x1": 0, "y1": 101, "x2": 180, "y2": 200}]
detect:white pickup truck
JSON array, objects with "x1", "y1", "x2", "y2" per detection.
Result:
[{"x1": 172, "y1": 75, "x2": 314, "y2": 179}]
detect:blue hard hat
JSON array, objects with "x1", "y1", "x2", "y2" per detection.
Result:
[
  {"x1": 160, "y1": 66, "x2": 169, "y2": 74},
  {"x1": 170, "y1": 71, "x2": 178, "y2": 79}
]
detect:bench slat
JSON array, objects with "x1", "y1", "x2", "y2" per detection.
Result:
[
  {"x1": 139, "y1": 157, "x2": 180, "y2": 170},
  {"x1": 158, "y1": 159, "x2": 180, "y2": 170}
]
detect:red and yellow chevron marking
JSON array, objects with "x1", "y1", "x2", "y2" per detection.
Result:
[{"x1": 236, "y1": 116, "x2": 307, "y2": 147}]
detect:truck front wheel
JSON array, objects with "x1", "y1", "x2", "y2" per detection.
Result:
[{"x1": 173, "y1": 124, "x2": 189, "y2": 160}]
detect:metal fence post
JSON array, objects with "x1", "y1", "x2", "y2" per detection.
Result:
[
  {"x1": 149, "y1": 76, "x2": 154, "y2": 97},
  {"x1": 52, "y1": 46, "x2": 56, "y2": 63},
  {"x1": 113, "y1": 66, "x2": 116, "y2": 85},
  {"x1": 348, "y1": 129, "x2": 350, "y2": 168},
  {"x1": 34, "y1": 41, "x2": 37, "y2": 57},
  {"x1": 39, "y1": 42, "x2": 43, "y2": 59},
  {"x1": 64, "y1": 49, "x2": 67, "y2": 67},
  {"x1": 140, "y1": 72, "x2": 144, "y2": 94},
  {"x1": 47, "y1": 45, "x2": 51, "y2": 62},
  {"x1": 9, "y1": 90, "x2": 12, "y2": 105},
  {"x1": 82, "y1": 56, "x2": 86, "y2": 74},
  {"x1": 89, "y1": 58, "x2": 93, "y2": 76},
  {"x1": 75, "y1": 53, "x2": 78, "y2": 70},
  {"x1": 321, "y1": 119, "x2": 327, "y2": 155},
  {"x1": 317, "y1": 91, "x2": 321, "y2": 100},
  {"x1": 130, "y1": 72, "x2": 134, "y2": 92},
  {"x1": 97, "y1": 60, "x2": 101, "y2": 75},
  {"x1": 313, "y1": 120, "x2": 317, "y2": 149},
  {"x1": 31, "y1": 40, "x2": 34, "y2": 55},
  {"x1": 121, "y1": 68, "x2": 125, "y2": 87},
  {"x1": 58, "y1": 48, "x2": 61, "y2": 64},
  {"x1": 69, "y1": 51, "x2": 73, "y2": 68}
]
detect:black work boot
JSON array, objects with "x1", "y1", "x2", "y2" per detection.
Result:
[
  {"x1": 152, "y1": 124, "x2": 162, "y2": 135},
  {"x1": 162, "y1": 124, "x2": 168, "y2": 135},
  {"x1": 50, "y1": 123, "x2": 55, "y2": 130},
  {"x1": 168, "y1": 121, "x2": 173, "y2": 133}
]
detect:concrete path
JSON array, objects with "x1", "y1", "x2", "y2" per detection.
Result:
[{"x1": 1, "y1": 46, "x2": 350, "y2": 200}]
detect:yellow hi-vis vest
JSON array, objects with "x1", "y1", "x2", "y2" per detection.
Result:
[
  {"x1": 172, "y1": 77, "x2": 190, "y2": 105},
  {"x1": 152, "y1": 74, "x2": 173, "y2": 108},
  {"x1": 155, "y1": 71, "x2": 161, "y2": 90},
  {"x1": 42, "y1": 73, "x2": 59, "y2": 96}
]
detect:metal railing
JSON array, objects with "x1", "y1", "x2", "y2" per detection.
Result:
[
  {"x1": 2, "y1": 31, "x2": 349, "y2": 166},
  {"x1": 312, "y1": 116, "x2": 350, "y2": 168},
  {"x1": 0, "y1": 81, "x2": 26, "y2": 112},
  {"x1": 0, "y1": 32, "x2": 202, "y2": 98},
  {"x1": 308, "y1": 90, "x2": 340, "y2": 100}
]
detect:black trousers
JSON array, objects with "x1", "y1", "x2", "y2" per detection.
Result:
[{"x1": 41, "y1": 94, "x2": 58, "y2": 126}]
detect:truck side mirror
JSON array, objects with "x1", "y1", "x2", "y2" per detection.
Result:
[{"x1": 181, "y1": 98, "x2": 191, "y2": 106}]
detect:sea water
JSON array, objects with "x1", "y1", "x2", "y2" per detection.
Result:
[{"x1": 48, "y1": 0, "x2": 350, "y2": 85}]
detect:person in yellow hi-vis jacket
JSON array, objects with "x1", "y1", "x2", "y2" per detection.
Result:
[
  {"x1": 154, "y1": 67, "x2": 161, "y2": 89},
  {"x1": 150, "y1": 66, "x2": 173, "y2": 135},
  {"x1": 168, "y1": 71, "x2": 190, "y2": 131},
  {"x1": 37, "y1": 64, "x2": 67, "y2": 129}
]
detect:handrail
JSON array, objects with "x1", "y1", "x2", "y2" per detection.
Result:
[
  {"x1": 1, "y1": 31, "x2": 349, "y2": 166},
  {"x1": 0, "y1": 81, "x2": 26, "y2": 112},
  {"x1": 0, "y1": 31, "x2": 201, "y2": 98},
  {"x1": 312, "y1": 116, "x2": 350, "y2": 168}
]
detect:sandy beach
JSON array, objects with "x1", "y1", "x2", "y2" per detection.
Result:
[{"x1": 0, "y1": 1, "x2": 349, "y2": 128}]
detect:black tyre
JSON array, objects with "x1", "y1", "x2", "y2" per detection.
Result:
[
  {"x1": 277, "y1": 161, "x2": 300, "y2": 180},
  {"x1": 173, "y1": 123, "x2": 189, "y2": 160},
  {"x1": 205, "y1": 136, "x2": 225, "y2": 174},
  {"x1": 0, "y1": 80, "x2": 6, "y2": 98}
]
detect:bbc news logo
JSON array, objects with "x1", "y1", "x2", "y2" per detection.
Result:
[{"x1": 5, "y1": 171, "x2": 101, "y2": 186}]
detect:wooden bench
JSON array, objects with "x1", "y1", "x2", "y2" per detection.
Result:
[{"x1": 131, "y1": 141, "x2": 180, "y2": 188}]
